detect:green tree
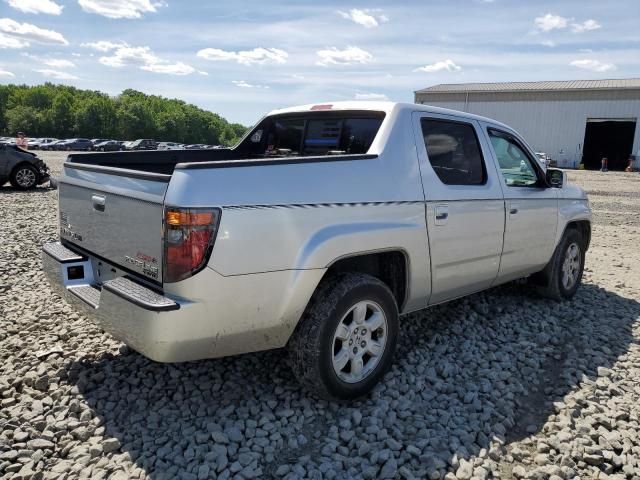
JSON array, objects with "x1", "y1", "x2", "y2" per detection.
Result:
[
  {"x1": 75, "y1": 97, "x2": 117, "y2": 138},
  {"x1": 0, "y1": 83, "x2": 246, "y2": 143},
  {"x1": 47, "y1": 92, "x2": 74, "y2": 137},
  {"x1": 6, "y1": 105, "x2": 40, "y2": 135}
]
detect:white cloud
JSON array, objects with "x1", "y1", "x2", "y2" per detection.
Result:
[
  {"x1": 34, "y1": 68, "x2": 79, "y2": 80},
  {"x1": 197, "y1": 70, "x2": 208, "y2": 76},
  {"x1": 534, "y1": 13, "x2": 568, "y2": 32},
  {"x1": 232, "y1": 80, "x2": 269, "y2": 89},
  {"x1": 42, "y1": 58, "x2": 76, "y2": 68},
  {"x1": 6, "y1": 0, "x2": 63, "y2": 15},
  {"x1": 81, "y1": 40, "x2": 128, "y2": 51},
  {"x1": 337, "y1": 9, "x2": 388, "y2": 28},
  {"x1": 571, "y1": 19, "x2": 601, "y2": 33},
  {"x1": 0, "y1": 32, "x2": 28, "y2": 48},
  {"x1": 99, "y1": 44, "x2": 195, "y2": 75},
  {"x1": 77, "y1": 0, "x2": 163, "y2": 19},
  {"x1": 413, "y1": 59, "x2": 461, "y2": 73},
  {"x1": 316, "y1": 46, "x2": 373, "y2": 66},
  {"x1": 0, "y1": 18, "x2": 68, "y2": 45},
  {"x1": 21, "y1": 52, "x2": 76, "y2": 68},
  {"x1": 0, "y1": 68, "x2": 15, "y2": 77},
  {"x1": 355, "y1": 92, "x2": 388, "y2": 101},
  {"x1": 540, "y1": 40, "x2": 556, "y2": 47},
  {"x1": 197, "y1": 47, "x2": 288, "y2": 66},
  {"x1": 569, "y1": 59, "x2": 616, "y2": 72},
  {"x1": 141, "y1": 62, "x2": 195, "y2": 75}
]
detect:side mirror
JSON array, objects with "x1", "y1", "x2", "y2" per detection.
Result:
[{"x1": 546, "y1": 168, "x2": 565, "y2": 188}]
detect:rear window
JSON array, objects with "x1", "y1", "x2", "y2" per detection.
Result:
[{"x1": 241, "y1": 112, "x2": 384, "y2": 157}]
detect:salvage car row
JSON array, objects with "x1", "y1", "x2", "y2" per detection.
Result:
[{"x1": 0, "y1": 137, "x2": 222, "y2": 151}]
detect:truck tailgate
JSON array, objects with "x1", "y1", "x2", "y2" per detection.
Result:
[{"x1": 58, "y1": 163, "x2": 169, "y2": 283}]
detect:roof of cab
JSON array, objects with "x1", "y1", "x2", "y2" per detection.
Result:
[{"x1": 267, "y1": 101, "x2": 511, "y2": 130}]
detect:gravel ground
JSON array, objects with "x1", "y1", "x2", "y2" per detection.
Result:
[{"x1": 1, "y1": 153, "x2": 639, "y2": 480}]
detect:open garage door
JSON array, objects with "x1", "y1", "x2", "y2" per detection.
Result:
[{"x1": 582, "y1": 118, "x2": 636, "y2": 170}]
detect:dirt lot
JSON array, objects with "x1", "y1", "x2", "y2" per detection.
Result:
[{"x1": 1, "y1": 152, "x2": 639, "y2": 480}]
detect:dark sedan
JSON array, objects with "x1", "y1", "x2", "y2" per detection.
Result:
[
  {"x1": 57, "y1": 138, "x2": 93, "y2": 151},
  {"x1": 94, "y1": 140, "x2": 124, "y2": 151}
]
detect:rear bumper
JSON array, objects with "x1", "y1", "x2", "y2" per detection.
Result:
[
  {"x1": 42, "y1": 241, "x2": 325, "y2": 362},
  {"x1": 42, "y1": 242, "x2": 186, "y2": 361}
]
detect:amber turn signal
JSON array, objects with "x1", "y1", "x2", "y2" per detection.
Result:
[{"x1": 166, "y1": 210, "x2": 214, "y2": 226}]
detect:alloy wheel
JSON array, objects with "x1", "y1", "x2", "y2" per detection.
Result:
[{"x1": 331, "y1": 300, "x2": 388, "y2": 383}]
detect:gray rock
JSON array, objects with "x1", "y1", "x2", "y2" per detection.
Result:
[
  {"x1": 102, "y1": 438, "x2": 121, "y2": 453},
  {"x1": 380, "y1": 459, "x2": 397, "y2": 479}
]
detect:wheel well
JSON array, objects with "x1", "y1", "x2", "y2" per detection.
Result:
[
  {"x1": 565, "y1": 220, "x2": 591, "y2": 251},
  {"x1": 325, "y1": 251, "x2": 408, "y2": 310}
]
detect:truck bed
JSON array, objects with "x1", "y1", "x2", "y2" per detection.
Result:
[{"x1": 66, "y1": 148, "x2": 237, "y2": 174}]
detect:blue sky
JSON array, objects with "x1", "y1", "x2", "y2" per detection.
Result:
[{"x1": 1, "y1": 0, "x2": 639, "y2": 124}]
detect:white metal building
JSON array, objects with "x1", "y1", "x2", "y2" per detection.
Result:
[{"x1": 415, "y1": 79, "x2": 640, "y2": 170}]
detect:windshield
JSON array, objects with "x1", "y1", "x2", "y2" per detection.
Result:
[{"x1": 237, "y1": 111, "x2": 385, "y2": 158}]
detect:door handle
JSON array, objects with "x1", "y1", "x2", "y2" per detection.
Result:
[
  {"x1": 509, "y1": 203, "x2": 519, "y2": 215},
  {"x1": 434, "y1": 204, "x2": 449, "y2": 225},
  {"x1": 92, "y1": 195, "x2": 105, "y2": 212}
]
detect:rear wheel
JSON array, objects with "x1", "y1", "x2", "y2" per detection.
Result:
[
  {"x1": 10, "y1": 164, "x2": 38, "y2": 190},
  {"x1": 288, "y1": 273, "x2": 399, "y2": 400},
  {"x1": 537, "y1": 229, "x2": 585, "y2": 300}
]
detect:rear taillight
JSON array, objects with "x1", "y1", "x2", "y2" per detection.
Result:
[{"x1": 163, "y1": 207, "x2": 220, "y2": 283}]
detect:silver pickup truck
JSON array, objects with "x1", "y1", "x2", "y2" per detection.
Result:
[{"x1": 42, "y1": 102, "x2": 591, "y2": 399}]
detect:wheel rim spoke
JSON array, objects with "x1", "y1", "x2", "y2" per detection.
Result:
[
  {"x1": 367, "y1": 341, "x2": 383, "y2": 357},
  {"x1": 334, "y1": 323, "x2": 350, "y2": 341},
  {"x1": 351, "y1": 357, "x2": 364, "y2": 377},
  {"x1": 333, "y1": 348, "x2": 349, "y2": 371},
  {"x1": 352, "y1": 302, "x2": 367, "y2": 324},
  {"x1": 365, "y1": 312, "x2": 384, "y2": 331}
]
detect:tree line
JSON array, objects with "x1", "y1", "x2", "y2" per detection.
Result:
[{"x1": 0, "y1": 83, "x2": 247, "y2": 146}]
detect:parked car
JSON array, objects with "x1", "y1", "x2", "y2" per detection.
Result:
[
  {"x1": 0, "y1": 143, "x2": 51, "y2": 189},
  {"x1": 90, "y1": 139, "x2": 112, "y2": 150},
  {"x1": 94, "y1": 140, "x2": 124, "y2": 152},
  {"x1": 57, "y1": 138, "x2": 93, "y2": 151},
  {"x1": 157, "y1": 142, "x2": 184, "y2": 150},
  {"x1": 42, "y1": 102, "x2": 592, "y2": 399},
  {"x1": 31, "y1": 138, "x2": 58, "y2": 150},
  {"x1": 44, "y1": 140, "x2": 67, "y2": 151},
  {"x1": 126, "y1": 139, "x2": 157, "y2": 150},
  {"x1": 185, "y1": 144, "x2": 208, "y2": 150}
]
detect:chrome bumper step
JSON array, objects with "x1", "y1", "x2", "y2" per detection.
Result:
[
  {"x1": 68, "y1": 285, "x2": 100, "y2": 309},
  {"x1": 43, "y1": 242, "x2": 84, "y2": 263}
]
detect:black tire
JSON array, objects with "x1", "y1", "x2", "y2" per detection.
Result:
[
  {"x1": 288, "y1": 273, "x2": 399, "y2": 400},
  {"x1": 9, "y1": 164, "x2": 39, "y2": 190},
  {"x1": 536, "y1": 229, "x2": 585, "y2": 300}
]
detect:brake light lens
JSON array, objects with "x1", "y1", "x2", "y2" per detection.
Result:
[{"x1": 163, "y1": 207, "x2": 220, "y2": 283}]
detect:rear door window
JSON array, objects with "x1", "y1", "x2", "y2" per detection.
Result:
[{"x1": 421, "y1": 119, "x2": 486, "y2": 185}]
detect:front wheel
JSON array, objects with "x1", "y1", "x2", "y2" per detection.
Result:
[
  {"x1": 536, "y1": 229, "x2": 585, "y2": 300},
  {"x1": 10, "y1": 164, "x2": 39, "y2": 190},
  {"x1": 288, "y1": 273, "x2": 399, "y2": 400}
]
